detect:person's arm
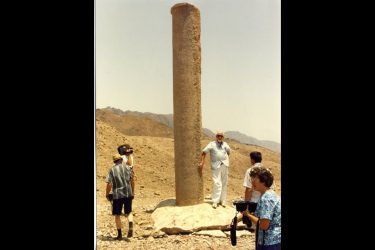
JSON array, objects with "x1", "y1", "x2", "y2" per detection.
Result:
[
  {"x1": 226, "y1": 144, "x2": 231, "y2": 156},
  {"x1": 130, "y1": 173, "x2": 135, "y2": 198},
  {"x1": 236, "y1": 212, "x2": 243, "y2": 222},
  {"x1": 106, "y1": 183, "x2": 112, "y2": 200},
  {"x1": 198, "y1": 152, "x2": 206, "y2": 170},
  {"x1": 242, "y1": 210, "x2": 270, "y2": 230},
  {"x1": 244, "y1": 187, "x2": 252, "y2": 201},
  {"x1": 105, "y1": 170, "x2": 113, "y2": 200},
  {"x1": 127, "y1": 154, "x2": 133, "y2": 166},
  {"x1": 258, "y1": 218, "x2": 270, "y2": 230}
]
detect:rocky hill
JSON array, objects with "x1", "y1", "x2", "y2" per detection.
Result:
[
  {"x1": 98, "y1": 107, "x2": 281, "y2": 153},
  {"x1": 103, "y1": 106, "x2": 174, "y2": 128},
  {"x1": 96, "y1": 108, "x2": 174, "y2": 138},
  {"x1": 96, "y1": 107, "x2": 213, "y2": 140}
]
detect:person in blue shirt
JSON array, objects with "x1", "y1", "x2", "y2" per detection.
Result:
[{"x1": 242, "y1": 167, "x2": 281, "y2": 250}]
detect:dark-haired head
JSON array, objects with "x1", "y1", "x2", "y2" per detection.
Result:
[{"x1": 249, "y1": 151, "x2": 262, "y2": 163}]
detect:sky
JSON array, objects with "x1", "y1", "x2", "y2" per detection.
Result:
[{"x1": 96, "y1": 0, "x2": 281, "y2": 143}]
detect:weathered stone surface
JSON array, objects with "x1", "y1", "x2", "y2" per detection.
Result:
[
  {"x1": 192, "y1": 230, "x2": 227, "y2": 237},
  {"x1": 151, "y1": 201, "x2": 236, "y2": 234},
  {"x1": 171, "y1": 2, "x2": 203, "y2": 206}
]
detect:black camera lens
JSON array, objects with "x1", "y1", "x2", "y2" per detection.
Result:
[
  {"x1": 243, "y1": 216, "x2": 252, "y2": 228},
  {"x1": 230, "y1": 216, "x2": 237, "y2": 246},
  {"x1": 247, "y1": 202, "x2": 257, "y2": 213}
]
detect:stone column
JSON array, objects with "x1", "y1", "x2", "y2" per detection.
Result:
[{"x1": 171, "y1": 3, "x2": 203, "y2": 206}]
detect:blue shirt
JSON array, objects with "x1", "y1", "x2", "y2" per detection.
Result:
[
  {"x1": 202, "y1": 141, "x2": 230, "y2": 169},
  {"x1": 255, "y1": 190, "x2": 281, "y2": 245}
]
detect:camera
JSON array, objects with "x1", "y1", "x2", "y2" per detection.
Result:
[
  {"x1": 230, "y1": 200, "x2": 258, "y2": 246},
  {"x1": 118, "y1": 144, "x2": 133, "y2": 156},
  {"x1": 232, "y1": 200, "x2": 257, "y2": 229},
  {"x1": 233, "y1": 200, "x2": 257, "y2": 213},
  {"x1": 125, "y1": 149, "x2": 133, "y2": 155},
  {"x1": 117, "y1": 145, "x2": 127, "y2": 155}
]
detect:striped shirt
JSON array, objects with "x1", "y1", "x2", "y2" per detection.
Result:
[{"x1": 105, "y1": 163, "x2": 133, "y2": 199}]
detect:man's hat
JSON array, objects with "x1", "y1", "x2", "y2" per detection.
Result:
[
  {"x1": 113, "y1": 153, "x2": 123, "y2": 162},
  {"x1": 216, "y1": 131, "x2": 224, "y2": 136}
]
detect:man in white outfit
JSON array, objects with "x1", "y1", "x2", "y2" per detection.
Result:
[{"x1": 198, "y1": 131, "x2": 231, "y2": 209}]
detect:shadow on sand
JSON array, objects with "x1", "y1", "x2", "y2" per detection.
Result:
[
  {"x1": 97, "y1": 235, "x2": 131, "y2": 242},
  {"x1": 154, "y1": 198, "x2": 216, "y2": 210}
]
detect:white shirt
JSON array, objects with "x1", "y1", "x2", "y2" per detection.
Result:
[
  {"x1": 121, "y1": 154, "x2": 134, "y2": 169},
  {"x1": 243, "y1": 163, "x2": 263, "y2": 202},
  {"x1": 202, "y1": 141, "x2": 231, "y2": 169},
  {"x1": 121, "y1": 155, "x2": 128, "y2": 163}
]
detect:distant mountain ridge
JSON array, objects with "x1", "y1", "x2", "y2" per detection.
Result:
[
  {"x1": 99, "y1": 107, "x2": 280, "y2": 152},
  {"x1": 224, "y1": 131, "x2": 280, "y2": 153},
  {"x1": 96, "y1": 108, "x2": 174, "y2": 138},
  {"x1": 108, "y1": 108, "x2": 174, "y2": 128},
  {"x1": 101, "y1": 107, "x2": 211, "y2": 137}
]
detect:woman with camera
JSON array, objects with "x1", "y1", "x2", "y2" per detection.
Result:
[{"x1": 242, "y1": 167, "x2": 281, "y2": 250}]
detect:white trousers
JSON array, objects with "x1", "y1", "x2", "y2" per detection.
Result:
[{"x1": 211, "y1": 164, "x2": 228, "y2": 204}]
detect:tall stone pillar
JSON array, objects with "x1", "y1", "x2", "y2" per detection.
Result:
[{"x1": 171, "y1": 3, "x2": 203, "y2": 206}]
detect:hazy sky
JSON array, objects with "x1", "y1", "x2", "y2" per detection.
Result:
[{"x1": 96, "y1": 0, "x2": 281, "y2": 143}]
